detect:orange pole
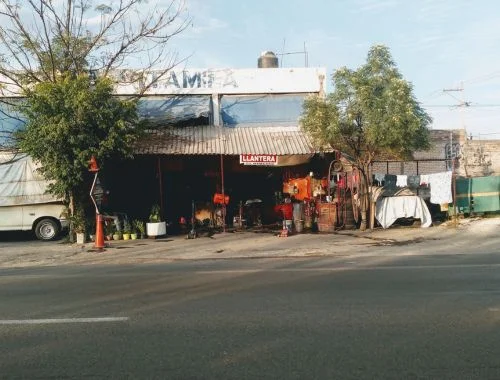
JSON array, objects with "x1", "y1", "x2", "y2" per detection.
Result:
[{"x1": 94, "y1": 214, "x2": 105, "y2": 249}]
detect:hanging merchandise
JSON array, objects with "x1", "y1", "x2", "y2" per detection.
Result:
[
  {"x1": 312, "y1": 178, "x2": 326, "y2": 197},
  {"x1": 428, "y1": 171, "x2": 453, "y2": 204},
  {"x1": 283, "y1": 177, "x2": 310, "y2": 200},
  {"x1": 213, "y1": 193, "x2": 230, "y2": 205},
  {"x1": 304, "y1": 200, "x2": 315, "y2": 229},
  {"x1": 396, "y1": 175, "x2": 408, "y2": 188}
]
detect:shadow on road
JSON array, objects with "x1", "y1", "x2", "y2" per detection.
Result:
[{"x1": 0, "y1": 230, "x2": 66, "y2": 242}]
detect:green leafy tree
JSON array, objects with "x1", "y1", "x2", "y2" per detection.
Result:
[
  {"x1": 0, "y1": 0, "x2": 189, "y2": 238},
  {"x1": 17, "y1": 75, "x2": 140, "y2": 232},
  {"x1": 0, "y1": 0, "x2": 190, "y2": 149},
  {"x1": 301, "y1": 45, "x2": 431, "y2": 230}
]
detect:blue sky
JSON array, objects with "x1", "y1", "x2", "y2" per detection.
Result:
[{"x1": 171, "y1": 0, "x2": 500, "y2": 138}]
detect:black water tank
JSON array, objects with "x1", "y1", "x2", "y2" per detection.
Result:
[{"x1": 258, "y1": 51, "x2": 279, "y2": 68}]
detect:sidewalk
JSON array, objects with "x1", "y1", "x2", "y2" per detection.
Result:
[{"x1": 0, "y1": 217, "x2": 498, "y2": 268}]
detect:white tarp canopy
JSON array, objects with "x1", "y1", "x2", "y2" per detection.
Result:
[
  {"x1": 375, "y1": 195, "x2": 432, "y2": 229},
  {"x1": 0, "y1": 152, "x2": 60, "y2": 206}
]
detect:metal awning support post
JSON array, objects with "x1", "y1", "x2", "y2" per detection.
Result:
[
  {"x1": 220, "y1": 153, "x2": 226, "y2": 233},
  {"x1": 453, "y1": 157, "x2": 458, "y2": 228},
  {"x1": 158, "y1": 156, "x2": 164, "y2": 221}
]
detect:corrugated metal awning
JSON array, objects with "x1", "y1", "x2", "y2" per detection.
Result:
[{"x1": 134, "y1": 125, "x2": 328, "y2": 155}]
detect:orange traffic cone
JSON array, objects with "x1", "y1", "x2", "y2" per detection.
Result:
[{"x1": 95, "y1": 214, "x2": 105, "y2": 250}]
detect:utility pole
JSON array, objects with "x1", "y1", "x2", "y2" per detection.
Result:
[
  {"x1": 443, "y1": 81, "x2": 468, "y2": 129},
  {"x1": 443, "y1": 83, "x2": 466, "y2": 227}
]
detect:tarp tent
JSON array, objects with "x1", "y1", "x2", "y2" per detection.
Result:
[{"x1": 0, "y1": 152, "x2": 60, "y2": 206}]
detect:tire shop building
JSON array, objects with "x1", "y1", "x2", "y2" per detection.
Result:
[{"x1": 106, "y1": 53, "x2": 333, "y2": 231}]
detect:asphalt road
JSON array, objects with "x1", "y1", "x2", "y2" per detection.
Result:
[{"x1": 1, "y1": 254, "x2": 500, "y2": 379}]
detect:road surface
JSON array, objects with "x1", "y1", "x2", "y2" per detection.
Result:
[{"x1": 1, "y1": 253, "x2": 500, "y2": 379}]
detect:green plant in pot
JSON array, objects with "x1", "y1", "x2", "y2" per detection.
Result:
[
  {"x1": 71, "y1": 212, "x2": 86, "y2": 244},
  {"x1": 132, "y1": 219, "x2": 144, "y2": 239},
  {"x1": 149, "y1": 204, "x2": 161, "y2": 223},
  {"x1": 122, "y1": 220, "x2": 131, "y2": 240},
  {"x1": 113, "y1": 231, "x2": 122, "y2": 241},
  {"x1": 146, "y1": 204, "x2": 166, "y2": 238},
  {"x1": 112, "y1": 221, "x2": 121, "y2": 240}
]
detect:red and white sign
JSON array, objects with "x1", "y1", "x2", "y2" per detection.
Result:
[{"x1": 239, "y1": 154, "x2": 278, "y2": 166}]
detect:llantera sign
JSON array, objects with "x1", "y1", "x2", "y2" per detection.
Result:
[{"x1": 239, "y1": 154, "x2": 278, "y2": 166}]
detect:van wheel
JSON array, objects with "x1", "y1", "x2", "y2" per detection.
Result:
[{"x1": 35, "y1": 219, "x2": 60, "y2": 241}]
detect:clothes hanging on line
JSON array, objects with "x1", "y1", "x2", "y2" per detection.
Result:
[
  {"x1": 384, "y1": 174, "x2": 397, "y2": 189},
  {"x1": 407, "y1": 175, "x2": 421, "y2": 188},
  {"x1": 374, "y1": 173, "x2": 385, "y2": 186},
  {"x1": 396, "y1": 175, "x2": 408, "y2": 187},
  {"x1": 428, "y1": 171, "x2": 453, "y2": 204},
  {"x1": 420, "y1": 174, "x2": 430, "y2": 186}
]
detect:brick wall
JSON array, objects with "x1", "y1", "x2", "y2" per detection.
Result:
[
  {"x1": 371, "y1": 129, "x2": 466, "y2": 175},
  {"x1": 370, "y1": 129, "x2": 500, "y2": 178}
]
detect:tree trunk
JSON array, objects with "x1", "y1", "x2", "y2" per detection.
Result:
[
  {"x1": 69, "y1": 193, "x2": 75, "y2": 243},
  {"x1": 358, "y1": 164, "x2": 370, "y2": 231}
]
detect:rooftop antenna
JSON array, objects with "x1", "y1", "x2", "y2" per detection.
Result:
[
  {"x1": 280, "y1": 38, "x2": 286, "y2": 68},
  {"x1": 278, "y1": 40, "x2": 309, "y2": 67}
]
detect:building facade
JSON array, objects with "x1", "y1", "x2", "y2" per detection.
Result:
[{"x1": 106, "y1": 58, "x2": 331, "y2": 228}]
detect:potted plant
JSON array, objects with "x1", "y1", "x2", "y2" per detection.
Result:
[
  {"x1": 146, "y1": 204, "x2": 166, "y2": 238},
  {"x1": 123, "y1": 218, "x2": 132, "y2": 240},
  {"x1": 105, "y1": 221, "x2": 114, "y2": 241},
  {"x1": 71, "y1": 213, "x2": 86, "y2": 244},
  {"x1": 133, "y1": 219, "x2": 145, "y2": 239}
]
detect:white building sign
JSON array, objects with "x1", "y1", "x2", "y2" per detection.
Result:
[{"x1": 114, "y1": 67, "x2": 326, "y2": 95}]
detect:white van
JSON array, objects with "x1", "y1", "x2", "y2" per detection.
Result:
[
  {"x1": 0, "y1": 152, "x2": 69, "y2": 240},
  {"x1": 0, "y1": 203, "x2": 68, "y2": 240}
]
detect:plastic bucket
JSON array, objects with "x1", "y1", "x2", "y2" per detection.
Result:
[{"x1": 294, "y1": 220, "x2": 304, "y2": 233}]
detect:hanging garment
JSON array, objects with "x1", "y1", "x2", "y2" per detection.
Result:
[
  {"x1": 374, "y1": 173, "x2": 385, "y2": 186},
  {"x1": 428, "y1": 171, "x2": 453, "y2": 204},
  {"x1": 396, "y1": 175, "x2": 408, "y2": 187},
  {"x1": 420, "y1": 174, "x2": 430, "y2": 185},
  {"x1": 407, "y1": 175, "x2": 421, "y2": 188},
  {"x1": 384, "y1": 174, "x2": 397, "y2": 189}
]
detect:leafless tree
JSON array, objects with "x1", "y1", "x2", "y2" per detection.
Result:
[{"x1": 0, "y1": 0, "x2": 191, "y2": 148}]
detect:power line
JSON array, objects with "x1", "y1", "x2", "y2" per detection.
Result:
[
  {"x1": 422, "y1": 104, "x2": 500, "y2": 108},
  {"x1": 463, "y1": 70, "x2": 500, "y2": 85},
  {"x1": 424, "y1": 70, "x2": 500, "y2": 101}
]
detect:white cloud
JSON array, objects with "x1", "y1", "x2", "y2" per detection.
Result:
[{"x1": 178, "y1": 0, "x2": 228, "y2": 38}]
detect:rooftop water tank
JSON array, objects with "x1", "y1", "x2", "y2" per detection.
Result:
[{"x1": 258, "y1": 51, "x2": 279, "y2": 68}]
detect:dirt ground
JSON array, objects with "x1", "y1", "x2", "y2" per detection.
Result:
[{"x1": 0, "y1": 216, "x2": 498, "y2": 268}]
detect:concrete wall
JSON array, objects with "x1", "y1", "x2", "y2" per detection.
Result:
[{"x1": 458, "y1": 139, "x2": 500, "y2": 177}]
